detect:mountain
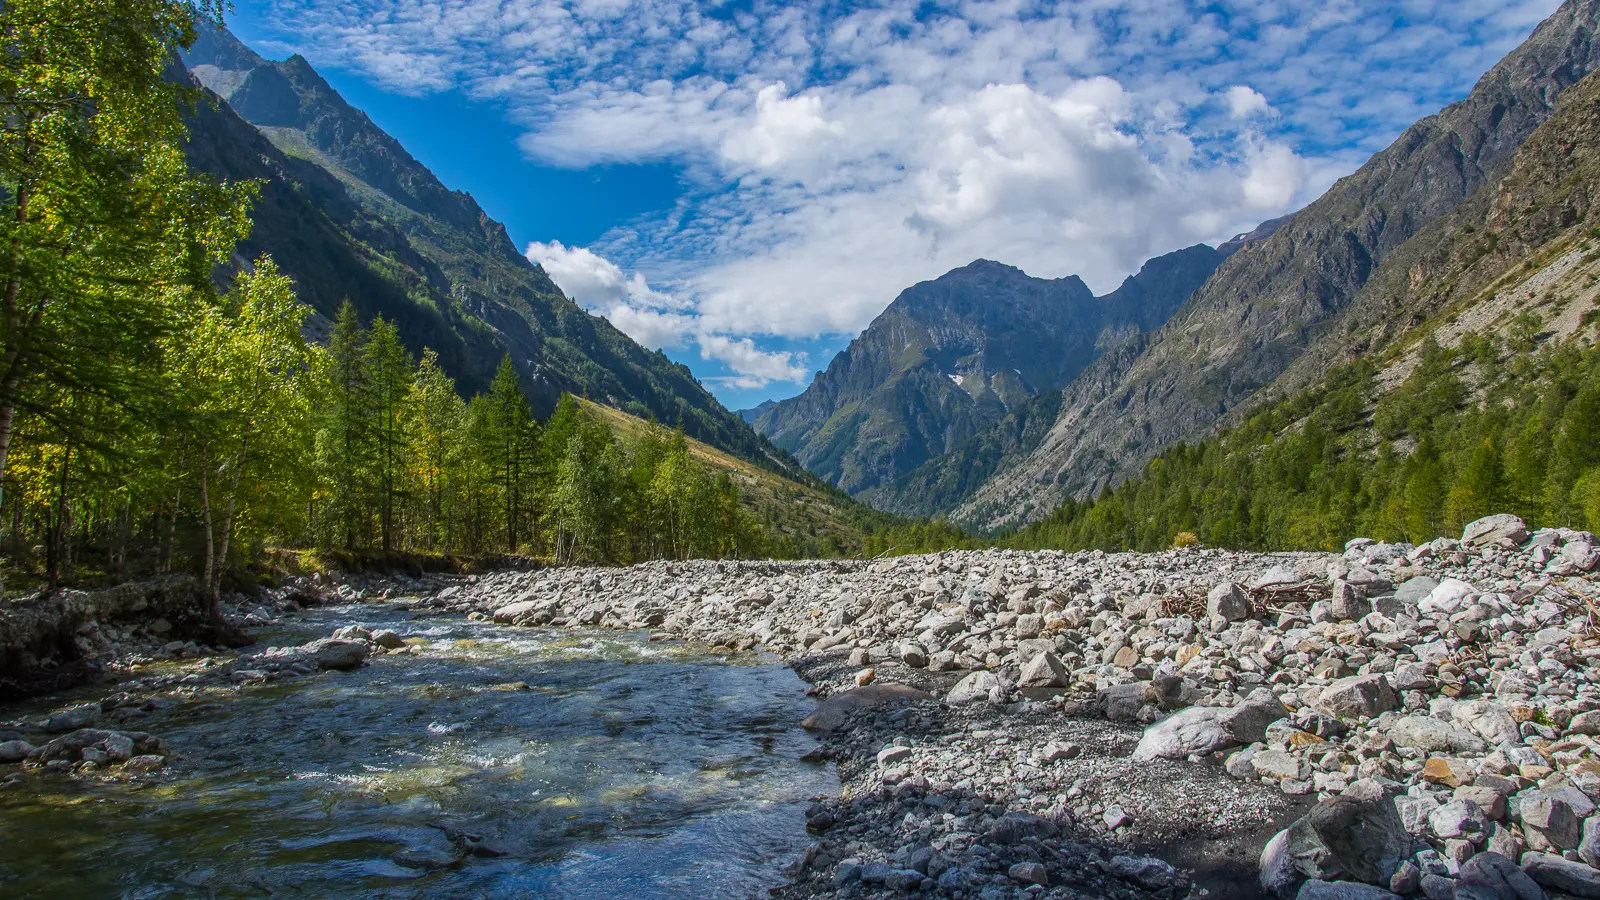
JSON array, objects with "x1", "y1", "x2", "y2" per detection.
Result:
[
  {"x1": 947, "y1": 0, "x2": 1600, "y2": 531},
  {"x1": 1008, "y1": 64, "x2": 1600, "y2": 551},
  {"x1": 752, "y1": 246, "x2": 1224, "y2": 497},
  {"x1": 739, "y1": 400, "x2": 777, "y2": 425},
  {"x1": 177, "y1": 25, "x2": 799, "y2": 476}
]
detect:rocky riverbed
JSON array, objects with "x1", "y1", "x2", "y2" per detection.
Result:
[{"x1": 3, "y1": 512, "x2": 1600, "y2": 899}]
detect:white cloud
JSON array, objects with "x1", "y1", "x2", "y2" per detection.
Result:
[
  {"x1": 527, "y1": 239, "x2": 809, "y2": 388},
  {"x1": 253, "y1": 0, "x2": 1569, "y2": 376},
  {"x1": 1224, "y1": 85, "x2": 1273, "y2": 119},
  {"x1": 696, "y1": 334, "x2": 809, "y2": 388}
]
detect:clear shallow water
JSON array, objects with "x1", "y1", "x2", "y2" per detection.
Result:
[{"x1": 0, "y1": 603, "x2": 836, "y2": 898}]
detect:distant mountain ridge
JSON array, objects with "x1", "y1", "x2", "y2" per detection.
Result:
[
  {"x1": 943, "y1": 0, "x2": 1600, "y2": 530},
  {"x1": 752, "y1": 246, "x2": 1224, "y2": 497},
  {"x1": 178, "y1": 24, "x2": 803, "y2": 478}
]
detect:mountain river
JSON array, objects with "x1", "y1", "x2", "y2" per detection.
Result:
[{"x1": 0, "y1": 601, "x2": 837, "y2": 897}]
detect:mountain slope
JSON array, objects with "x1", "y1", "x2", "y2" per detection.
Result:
[
  {"x1": 754, "y1": 247, "x2": 1222, "y2": 497},
  {"x1": 1008, "y1": 67, "x2": 1600, "y2": 552},
  {"x1": 178, "y1": 25, "x2": 800, "y2": 477},
  {"x1": 955, "y1": 0, "x2": 1600, "y2": 531}
]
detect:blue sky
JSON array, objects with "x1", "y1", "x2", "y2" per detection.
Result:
[{"x1": 227, "y1": 0, "x2": 1563, "y2": 411}]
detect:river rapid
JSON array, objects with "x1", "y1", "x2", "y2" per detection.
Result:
[{"x1": 0, "y1": 601, "x2": 837, "y2": 898}]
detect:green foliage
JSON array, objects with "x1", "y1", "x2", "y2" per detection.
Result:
[{"x1": 1004, "y1": 332, "x2": 1600, "y2": 552}]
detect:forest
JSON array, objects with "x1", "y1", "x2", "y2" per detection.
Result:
[
  {"x1": 1003, "y1": 322, "x2": 1600, "y2": 553},
  {"x1": 0, "y1": 0, "x2": 782, "y2": 596}
]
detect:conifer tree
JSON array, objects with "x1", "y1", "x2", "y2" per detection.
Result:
[{"x1": 365, "y1": 317, "x2": 412, "y2": 552}]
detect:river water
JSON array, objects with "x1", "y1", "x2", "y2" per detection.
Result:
[{"x1": 0, "y1": 602, "x2": 837, "y2": 898}]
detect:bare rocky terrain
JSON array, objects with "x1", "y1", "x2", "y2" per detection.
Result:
[{"x1": 4, "y1": 513, "x2": 1600, "y2": 899}]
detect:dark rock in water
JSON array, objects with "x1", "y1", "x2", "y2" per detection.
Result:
[
  {"x1": 800, "y1": 684, "x2": 931, "y2": 732},
  {"x1": 392, "y1": 846, "x2": 462, "y2": 870},
  {"x1": 303, "y1": 638, "x2": 367, "y2": 671},
  {"x1": 46, "y1": 705, "x2": 101, "y2": 733}
]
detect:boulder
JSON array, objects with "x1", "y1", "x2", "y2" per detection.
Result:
[
  {"x1": 1453, "y1": 852, "x2": 1542, "y2": 900},
  {"x1": 1462, "y1": 515, "x2": 1528, "y2": 549},
  {"x1": 1451, "y1": 702, "x2": 1521, "y2": 746},
  {"x1": 801, "y1": 684, "x2": 932, "y2": 732},
  {"x1": 45, "y1": 705, "x2": 100, "y2": 733},
  {"x1": 1133, "y1": 707, "x2": 1232, "y2": 761},
  {"x1": 371, "y1": 630, "x2": 406, "y2": 649},
  {"x1": 491, "y1": 600, "x2": 539, "y2": 624},
  {"x1": 947, "y1": 670, "x2": 1005, "y2": 704},
  {"x1": 1208, "y1": 582, "x2": 1251, "y2": 624},
  {"x1": 1017, "y1": 651, "x2": 1068, "y2": 688},
  {"x1": 1389, "y1": 716, "x2": 1488, "y2": 754},
  {"x1": 304, "y1": 638, "x2": 368, "y2": 671},
  {"x1": 0, "y1": 739, "x2": 34, "y2": 762},
  {"x1": 1260, "y1": 792, "x2": 1411, "y2": 899},
  {"x1": 1222, "y1": 689, "x2": 1290, "y2": 744},
  {"x1": 1316, "y1": 675, "x2": 1398, "y2": 720},
  {"x1": 1522, "y1": 853, "x2": 1600, "y2": 897}
]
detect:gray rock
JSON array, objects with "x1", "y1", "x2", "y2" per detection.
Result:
[
  {"x1": 371, "y1": 629, "x2": 406, "y2": 649},
  {"x1": 1222, "y1": 689, "x2": 1291, "y2": 744},
  {"x1": 1521, "y1": 793, "x2": 1582, "y2": 851},
  {"x1": 1428, "y1": 799, "x2": 1487, "y2": 840},
  {"x1": 1132, "y1": 707, "x2": 1232, "y2": 761},
  {"x1": 1391, "y1": 715, "x2": 1488, "y2": 754},
  {"x1": 1394, "y1": 576, "x2": 1440, "y2": 606},
  {"x1": 1295, "y1": 882, "x2": 1400, "y2": 899},
  {"x1": 304, "y1": 638, "x2": 368, "y2": 671},
  {"x1": 1208, "y1": 582, "x2": 1252, "y2": 624},
  {"x1": 102, "y1": 733, "x2": 134, "y2": 762},
  {"x1": 1316, "y1": 675, "x2": 1398, "y2": 720},
  {"x1": 1017, "y1": 650, "x2": 1068, "y2": 688},
  {"x1": 1582, "y1": 815, "x2": 1600, "y2": 870},
  {"x1": 876, "y1": 746, "x2": 913, "y2": 766},
  {"x1": 1522, "y1": 852, "x2": 1600, "y2": 897},
  {"x1": 986, "y1": 812, "x2": 1058, "y2": 844},
  {"x1": 898, "y1": 644, "x2": 928, "y2": 668},
  {"x1": 1390, "y1": 861, "x2": 1421, "y2": 895},
  {"x1": 1008, "y1": 862, "x2": 1049, "y2": 885},
  {"x1": 1462, "y1": 514, "x2": 1528, "y2": 548},
  {"x1": 1455, "y1": 851, "x2": 1543, "y2": 900},
  {"x1": 1260, "y1": 793, "x2": 1411, "y2": 899},
  {"x1": 122, "y1": 755, "x2": 165, "y2": 773},
  {"x1": 801, "y1": 684, "x2": 932, "y2": 732},
  {"x1": 0, "y1": 740, "x2": 34, "y2": 763},
  {"x1": 1107, "y1": 856, "x2": 1185, "y2": 890},
  {"x1": 947, "y1": 670, "x2": 1004, "y2": 704},
  {"x1": 46, "y1": 705, "x2": 100, "y2": 733}
]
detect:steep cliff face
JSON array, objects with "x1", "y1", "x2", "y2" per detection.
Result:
[
  {"x1": 179, "y1": 25, "x2": 799, "y2": 475},
  {"x1": 953, "y1": 0, "x2": 1600, "y2": 531},
  {"x1": 755, "y1": 247, "x2": 1222, "y2": 496}
]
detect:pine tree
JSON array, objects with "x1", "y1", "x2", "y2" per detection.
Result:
[
  {"x1": 365, "y1": 317, "x2": 413, "y2": 552},
  {"x1": 480, "y1": 356, "x2": 535, "y2": 553},
  {"x1": 318, "y1": 302, "x2": 374, "y2": 549}
]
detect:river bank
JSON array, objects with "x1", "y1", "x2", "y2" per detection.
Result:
[{"x1": 3, "y1": 513, "x2": 1599, "y2": 898}]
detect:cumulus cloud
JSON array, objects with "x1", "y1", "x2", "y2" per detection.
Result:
[
  {"x1": 1225, "y1": 85, "x2": 1273, "y2": 119},
  {"x1": 527, "y1": 240, "x2": 810, "y2": 389},
  {"x1": 251, "y1": 0, "x2": 1567, "y2": 388}
]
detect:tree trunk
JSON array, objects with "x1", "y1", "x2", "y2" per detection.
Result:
[
  {"x1": 45, "y1": 441, "x2": 71, "y2": 592},
  {"x1": 214, "y1": 436, "x2": 247, "y2": 602},
  {"x1": 198, "y1": 448, "x2": 214, "y2": 596}
]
